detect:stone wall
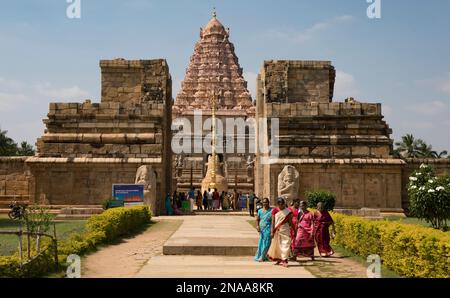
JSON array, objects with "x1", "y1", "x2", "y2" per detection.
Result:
[
  {"x1": 401, "y1": 158, "x2": 450, "y2": 212},
  {"x1": 255, "y1": 60, "x2": 402, "y2": 212},
  {"x1": 261, "y1": 60, "x2": 336, "y2": 103},
  {"x1": 26, "y1": 157, "x2": 164, "y2": 211},
  {"x1": 0, "y1": 157, "x2": 32, "y2": 205},
  {"x1": 259, "y1": 159, "x2": 404, "y2": 212},
  {"x1": 101, "y1": 59, "x2": 171, "y2": 105},
  {"x1": 27, "y1": 58, "x2": 173, "y2": 214}
]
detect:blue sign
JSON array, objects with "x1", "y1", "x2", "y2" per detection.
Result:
[{"x1": 112, "y1": 184, "x2": 144, "y2": 205}]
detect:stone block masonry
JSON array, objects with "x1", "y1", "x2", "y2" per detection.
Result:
[
  {"x1": 25, "y1": 58, "x2": 173, "y2": 214},
  {"x1": 255, "y1": 60, "x2": 401, "y2": 212}
]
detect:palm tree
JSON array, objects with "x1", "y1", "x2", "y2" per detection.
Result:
[
  {"x1": 0, "y1": 128, "x2": 18, "y2": 156},
  {"x1": 394, "y1": 134, "x2": 424, "y2": 158},
  {"x1": 17, "y1": 141, "x2": 35, "y2": 156}
]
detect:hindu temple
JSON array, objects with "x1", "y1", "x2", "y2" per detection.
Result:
[{"x1": 2, "y1": 11, "x2": 449, "y2": 216}]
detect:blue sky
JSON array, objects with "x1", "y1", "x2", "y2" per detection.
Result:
[{"x1": 1, "y1": 0, "x2": 449, "y2": 152}]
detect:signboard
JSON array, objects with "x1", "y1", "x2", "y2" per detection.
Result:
[{"x1": 112, "y1": 184, "x2": 144, "y2": 207}]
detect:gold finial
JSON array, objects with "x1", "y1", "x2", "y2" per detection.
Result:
[{"x1": 212, "y1": 7, "x2": 217, "y2": 18}]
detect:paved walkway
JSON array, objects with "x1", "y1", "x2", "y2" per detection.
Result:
[
  {"x1": 163, "y1": 215, "x2": 258, "y2": 255},
  {"x1": 136, "y1": 215, "x2": 314, "y2": 278}
]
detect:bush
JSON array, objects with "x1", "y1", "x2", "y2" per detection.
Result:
[
  {"x1": 305, "y1": 190, "x2": 336, "y2": 211},
  {"x1": 332, "y1": 213, "x2": 450, "y2": 278},
  {"x1": 59, "y1": 205, "x2": 151, "y2": 256},
  {"x1": 0, "y1": 206, "x2": 151, "y2": 277},
  {"x1": 407, "y1": 164, "x2": 450, "y2": 230}
]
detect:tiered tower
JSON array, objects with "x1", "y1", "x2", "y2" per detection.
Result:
[
  {"x1": 172, "y1": 12, "x2": 256, "y2": 193},
  {"x1": 173, "y1": 12, "x2": 254, "y2": 117}
]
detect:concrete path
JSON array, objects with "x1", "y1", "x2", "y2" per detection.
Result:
[{"x1": 136, "y1": 215, "x2": 314, "y2": 278}]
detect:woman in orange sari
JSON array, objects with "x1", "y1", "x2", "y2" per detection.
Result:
[
  {"x1": 267, "y1": 198, "x2": 296, "y2": 267},
  {"x1": 293, "y1": 201, "x2": 315, "y2": 260},
  {"x1": 314, "y1": 202, "x2": 336, "y2": 257}
]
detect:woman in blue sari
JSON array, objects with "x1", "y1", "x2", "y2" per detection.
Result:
[
  {"x1": 254, "y1": 198, "x2": 273, "y2": 262},
  {"x1": 165, "y1": 193, "x2": 173, "y2": 215}
]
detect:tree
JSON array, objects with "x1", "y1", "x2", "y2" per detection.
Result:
[
  {"x1": 394, "y1": 134, "x2": 424, "y2": 158},
  {"x1": 17, "y1": 141, "x2": 35, "y2": 156},
  {"x1": 0, "y1": 128, "x2": 18, "y2": 156},
  {"x1": 407, "y1": 164, "x2": 450, "y2": 230},
  {"x1": 394, "y1": 134, "x2": 449, "y2": 159}
]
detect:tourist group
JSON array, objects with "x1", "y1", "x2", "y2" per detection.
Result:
[
  {"x1": 255, "y1": 198, "x2": 336, "y2": 267},
  {"x1": 164, "y1": 188, "x2": 258, "y2": 216}
]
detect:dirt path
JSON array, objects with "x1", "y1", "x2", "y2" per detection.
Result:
[
  {"x1": 82, "y1": 219, "x2": 182, "y2": 278},
  {"x1": 301, "y1": 248, "x2": 369, "y2": 278}
]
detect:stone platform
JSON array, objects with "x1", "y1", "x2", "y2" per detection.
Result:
[{"x1": 162, "y1": 216, "x2": 258, "y2": 256}]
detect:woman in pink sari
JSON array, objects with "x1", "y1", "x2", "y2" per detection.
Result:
[
  {"x1": 267, "y1": 198, "x2": 296, "y2": 267},
  {"x1": 289, "y1": 199, "x2": 301, "y2": 255},
  {"x1": 294, "y1": 201, "x2": 315, "y2": 261},
  {"x1": 314, "y1": 202, "x2": 336, "y2": 257}
]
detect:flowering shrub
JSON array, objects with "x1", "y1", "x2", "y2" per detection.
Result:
[{"x1": 407, "y1": 164, "x2": 450, "y2": 230}]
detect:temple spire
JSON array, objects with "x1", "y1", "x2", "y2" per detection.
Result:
[{"x1": 212, "y1": 7, "x2": 217, "y2": 18}]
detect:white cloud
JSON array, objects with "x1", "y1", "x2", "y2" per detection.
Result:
[
  {"x1": 407, "y1": 100, "x2": 448, "y2": 116},
  {"x1": 334, "y1": 70, "x2": 359, "y2": 100},
  {"x1": 34, "y1": 83, "x2": 89, "y2": 100},
  {"x1": 243, "y1": 72, "x2": 258, "y2": 100},
  {"x1": 0, "y1": 78, "x2": 90, "y2": 111},
  {"x1": 266, "y1": 15, "x2": 355, "y2": 44},
  {"x1": 439, "y1": 73, "x2": 450, "y2": 94}
]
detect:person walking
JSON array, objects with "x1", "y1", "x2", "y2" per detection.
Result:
[
  {"x1": 207, "y1": 188, "x2": 213, "y2": 210},
  {"x1": 267, "y1": 198, "x2": 296, "y2": 267},
  {"x1": 202, "y1": 190, "x2": 208, "y2": 210},
  {"x1": 293, "y1": 201, "x2": 316, "y2": 261},
  {"x1": 196, "y1": 190, "x2": 203, "y2": 210},
  {"x1": 254, "y1": 198, "x2": 273, "y2": 262},
  {"x1": 188, "y1": 187, "x2": 195, "y2": 212},
  {"x1": 314, "y1": 202, "x2": 336, "y2": 257}
]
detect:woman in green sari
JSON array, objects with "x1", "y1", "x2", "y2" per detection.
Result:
[
  {"x1": 165, "y1": 193, "x2": 173, "y2": 215},
  {"x1": 254, "y1": 198, "x2": 272, "y2": 262}
]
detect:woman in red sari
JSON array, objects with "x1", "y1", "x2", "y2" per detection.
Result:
[
  {"x1": 288, "y1": 199, "x2": 301, "y2": 256},
  {"x1": 314, "y1": 202, "x2": 336, "y2": 257},
  {"x1": 293, "y1": 201, "x2": 315, "y2": 261}
]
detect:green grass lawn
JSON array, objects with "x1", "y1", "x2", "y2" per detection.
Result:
[
  {"x1": 0, "y1": 214, "x2": 87, "y2": 256},
  {"x1": 383, "y1": 216, "x2": 434, "y2": 228}
]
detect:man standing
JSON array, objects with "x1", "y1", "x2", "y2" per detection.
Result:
[
  {"x1": 188, "y1": 187, "x2": 195, "y2": 212},
  {"x1": 207, "y1": 188, "x2": 213, "y2": 210},
  {"x1": 248, "y1": 191, "x2": 255, "y2": 217}
]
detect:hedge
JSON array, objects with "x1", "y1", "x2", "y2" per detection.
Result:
[
  {"x1": 0, "y1": 206, "x2": 151, "y2": 278},
  {"x1": 332, "y1": 213, "x2": 450, "y2": 278}
]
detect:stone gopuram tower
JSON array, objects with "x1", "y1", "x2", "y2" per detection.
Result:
[{"x1": 172, "y1": 13, "x2": 256, "y2": 193}]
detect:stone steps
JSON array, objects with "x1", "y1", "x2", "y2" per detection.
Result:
[{"x1": 162, "y1": 216, "x2": 258, "y2": 256}]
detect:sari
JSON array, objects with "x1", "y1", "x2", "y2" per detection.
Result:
[
  {"x1": 254, "y1": 207, "x2": 273, "y2": 261},
  {"x1": 294, "y1": 210, "x2": 315, "y2": 258},
  {"x1": 165, "y1": 194, "x2": 173, "y2": 216},
  {"x1": 289, "y1": 207, "x2": 300, "y2": 252},
  {"x1": 314, "y1": 210, "x2": 335, "y2": 257},
  {"x1": 267, "y1": 208, "x2": 292, "y2": 262}
]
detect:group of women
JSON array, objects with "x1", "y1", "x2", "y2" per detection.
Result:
[{"x1": 254, "y1": 197, "x2": 335, "y2": 267}]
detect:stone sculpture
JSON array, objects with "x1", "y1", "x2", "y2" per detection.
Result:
[{"x1": 277, "y1": 165, "x2": 299, "y2": 202}]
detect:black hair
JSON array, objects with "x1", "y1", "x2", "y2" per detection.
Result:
[{"x1": 277, "y1": 197, "x2": 286, "y2": 205}]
